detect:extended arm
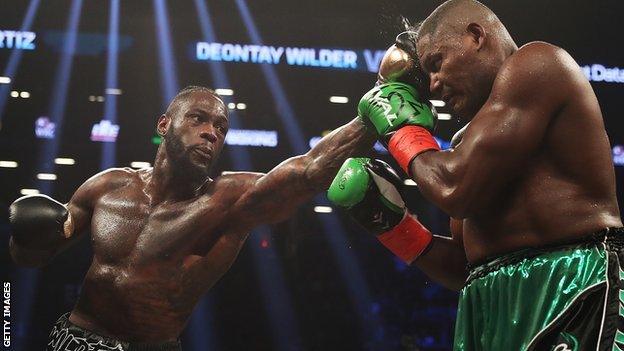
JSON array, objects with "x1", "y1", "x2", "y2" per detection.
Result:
[{"x1": 232, "y1": 118, "x2": 376, "y2": 229}]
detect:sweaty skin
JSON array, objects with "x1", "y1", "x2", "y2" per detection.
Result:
[
  {"x1": 10, "y1": 90, "x2": 375, "y2": 342},
  {"x1": 407, "y1": 6, "x2": 621, "y2": 291}
]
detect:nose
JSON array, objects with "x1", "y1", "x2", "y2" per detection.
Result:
[
  {"x1": 199, "y1": 125, "x2": 217, "y2": 143},
  {"x1": 429, "y1": 73, "x2": 442, "y2": 97}
]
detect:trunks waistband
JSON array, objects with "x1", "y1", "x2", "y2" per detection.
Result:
[
  {"x1": 49, "y1": 313, "x2": 182, "y2": 351},
  {"x1": 465, "y1": 227, "x2": 624, "y2": 284}
]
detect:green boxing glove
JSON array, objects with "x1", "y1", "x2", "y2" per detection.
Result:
[
  {"x1": 327, "y1": 157, "x2": 433, "y2": 264},
  {"x1": 358, "y1": 82, "x2": 436, "y2": 137},
  {"x1": 358, "y1": 82, "x2": 441, "y2": 176}
]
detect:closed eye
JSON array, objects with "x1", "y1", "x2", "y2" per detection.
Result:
[
  {"x1": 216, "y1": 125, "x2": 227, "y2": 134},
  {"x1": 427, "y1": 54, "x2": 443, "y2": 73}
]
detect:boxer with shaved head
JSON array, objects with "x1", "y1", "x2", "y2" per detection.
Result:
[
  {"x1": 332, "y1": 1, "x2": 622, "y2": 349},
  {"x1": 9, "y1": 86, "x2": 376, "y2": 350}
]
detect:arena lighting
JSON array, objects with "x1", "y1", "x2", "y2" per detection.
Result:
[
  {"x1": 215, "y1": 88, "x2": 234, "y2": 96},
  {"x1": 235, "y1": 0, "x2": 384, "y2": 342},
  {"x1": 438, "y1": 113, "x2": 452, "y2": 120},
  {"x1": 54, "y1": 157, "x2": 75, "y2": 165},
  {"x1": 227, "y1": 102, "x2": 236, "y2": 109},
  {"x1": 153, "y1": 0, "x2": 179, "y2": 105},
  {"x1": 329, "y1": 96, "x2": 349, "y2": 104},
  {"x1": 0, "y1": 0, "x2": 40, "y2": 125},
  {"x1": 130, "y1": 161, "x2": 151, "y2": 168},
  {"x1": 96, "y1": 95, "x2": 104, "y2": 102},
  {"x1": 614, "y1": 145, "x2": 624, "y2": 166},
  {"x1": 235, "y1": 1, "x2": 306, "y2": 153},
  {"x1": 5, "y1": 3, "x2": 46, "y2": 351},
  {"x1": 313, "y1": 206, "x2": 333, "y2": 213},
  {"x1": 88, "y1": 95, "x2": 95, "y2": 101},
  {"x1": 193, "y1": 1, "x2": 301, "y2": 349},
  {"x1": 186, "y1": 2, "x2": 241, "y2": 348},
  {"x1": 20, "y1": 188, "x2": 39, "y2": 195},
  {"x1": 0, "y1": 160, "x2": 18, "y2": 168},
  {"x1": 0, "y1": 76, "x2": 10, "y2": 84},
  {"x1": 10, "y1": 91, "x2": 18, "y2": 97},
  {"x1": 36, "y1": 173, "x2": 57, "y2": 180},
  {"x1": 404, "y1": 179, "x2": 417, "y2": 186},
  {"x1": 35, "y1": 0, "x2": 84, "y2": 195},
  {"x1": 236, "y1": 102, "x2": 246, "y2": 110},
  {"x1": 101, "y1": 0, "x2": 120, "y2": 170},
  {"x1": 430, "y1": 99, "x2": 445, "y2": 107},
  {"x1": 19, "y1": 91, "x2": 30, "y2": 98},
  {"x1": 105, "y1": 88, "x2": 122, "y2": 95}
]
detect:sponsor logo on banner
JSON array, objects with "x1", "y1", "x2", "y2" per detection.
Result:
[
  {"x1": 0, "y1": 30, "x2": 36, "y2": 50},
  {"x1": 151, "y1": 129, "x2": 277, "y2": 147},
  {"x1": 582, "y1": 64, "x2": 624, "y2": 84},
  {"x1": 35, "y1": 116, "x2": 55, "y2": 139},
  {"x1": 195, "y1": 41, "x2": 385, "y2": 73},
  {"x1": 225, "y1": 129, "x2": 277, "y2": 147},
  {"x1": 91, "y1": 120, "x2": 119, "y2": 142}
]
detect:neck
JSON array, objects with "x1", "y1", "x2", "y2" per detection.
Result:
[{"x1": 145, "y1": 146, "x2": 210, "y2": 205}]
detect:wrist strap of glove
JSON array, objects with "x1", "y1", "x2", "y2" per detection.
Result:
[
  {"x1": 388, "y1": 126, "x2": 440, "y2": 176},
  {"x1": 376, "y1": 213, "x2": 433, "y2": 264}
]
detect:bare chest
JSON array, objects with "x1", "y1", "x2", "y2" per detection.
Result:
[{"x1": 90, "y1": 190, "x2": 228, "y2": 265}]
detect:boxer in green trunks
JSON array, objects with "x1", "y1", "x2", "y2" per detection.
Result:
[{"x1": 328, "y1": 0, "x2": 623, "y2": 349}]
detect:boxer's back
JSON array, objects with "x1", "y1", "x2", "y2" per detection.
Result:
[
  {"x1": 463, "y1": 43, "x2": 622, "y2": 263},
  {"x1": 69, "y1": 168, "x2": 252, "y2": 341}
]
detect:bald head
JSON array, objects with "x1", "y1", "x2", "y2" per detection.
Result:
[
  {"x1": 165, "y1": 86, "x2": 226, "y2": 120},
  {"x1": 416, "y1": 0, "x2": 516, "y2": 59},
  {"x1": 418, "y1": 1, "x2": 496, "y2": 38},
  {"x1": 414, "y1": 0, "x2": 518, "y2": 119}
]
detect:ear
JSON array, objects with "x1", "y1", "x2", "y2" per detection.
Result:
[
  {"x1": 466, "y1": 23, "x2": 486, "y2": 51},
  {"x1": 156, "y1": 114, "x2": 170, "y2": 136}
]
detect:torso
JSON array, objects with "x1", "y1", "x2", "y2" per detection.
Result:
[
  {"x1": 462, "y1": 45, "x2": 622, "y2": 263},
  {"x1": 70, "y1": 169, "x2": 258, "y2": 342}
]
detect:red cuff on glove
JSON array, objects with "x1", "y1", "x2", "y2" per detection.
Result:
[
  {"x1": 376, "y1": 214, "x2": 433, "y2": 264},
  {"x1": 388, "y1": 126, "x2": 440, "y2": 176}
]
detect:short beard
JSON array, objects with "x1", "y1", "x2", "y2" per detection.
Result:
[{"x1": 164, "y1": 127, "x2": 210, "y2": 183}]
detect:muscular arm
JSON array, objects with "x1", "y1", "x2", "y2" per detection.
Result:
[
  {"x1": 232, "y1": 118, "x2": 376, "y2": 230},
  {"x1": 410, "y1": 43, "x2": 577, "y2": 218},
  {"x1": 10, "y1": 169, "x2": 123, "y2": 267},
  {"x1": 414, "y1": 218, "x2": 467, "y2": 291}
]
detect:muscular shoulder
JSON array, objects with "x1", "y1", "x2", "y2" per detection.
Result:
[
  {"x1": 72, "y1": 167, "x2": 137, "y2": 204},
  {"x1": 491, "y1": 41, "x2": 581, "y2": 110}
]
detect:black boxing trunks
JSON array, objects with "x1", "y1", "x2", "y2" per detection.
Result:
[{"x1": 47, "y1": 313, "x2": 182, "y2": 351}]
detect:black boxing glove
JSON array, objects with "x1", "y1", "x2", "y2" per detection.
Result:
[
  {"x1": 9, "y1": 194, "x2": 69, "y2": 249},
  {"x1": 377, "y1": 31, "x2": 430, "y2": 100}
]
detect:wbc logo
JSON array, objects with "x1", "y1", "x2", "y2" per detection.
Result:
[{"x1": 91, "y1": 120, "x2": 120, "y2": 142}]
